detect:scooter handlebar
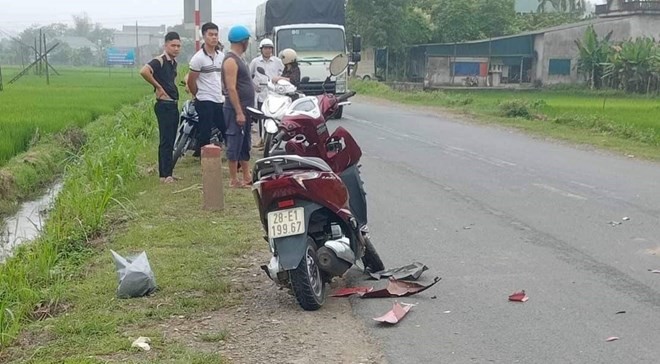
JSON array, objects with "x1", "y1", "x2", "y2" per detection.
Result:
[
  {"x1": 273, "y1": 129, "x2": 287, "y2": 144},
  {"x1": 336, "y1": 91, "x2": 357, "y2": 103}
]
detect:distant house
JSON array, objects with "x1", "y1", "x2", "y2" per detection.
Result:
[
  {"x1": 112, "y1": 25, "x2": 166, "y2": 65},
  {"x1": 409, "y1": 0, "x2": 660, "y2": 88}
]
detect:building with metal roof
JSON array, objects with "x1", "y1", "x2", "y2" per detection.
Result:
[{"x1": 407, "y1": 1, "x2": 660, "y2": 88}]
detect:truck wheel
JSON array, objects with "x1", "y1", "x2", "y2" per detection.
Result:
[
  {"x1": 362, "y1": 75, "x2": 371, "y2": 81},
  {"x1": 290, "y1": 238, "x2": 326, "y2": 311}
]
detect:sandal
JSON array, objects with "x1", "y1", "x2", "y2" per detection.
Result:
[{"x1": 230, "y1": 180, "x2": 248, "y2": 189}]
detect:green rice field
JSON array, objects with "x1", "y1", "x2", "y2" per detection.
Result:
[
  {"x1": 352, "y1": 80, "x2": 660, "y2": 148},
  {"x1": 0, "y1": 67, "x2": 149, "y2": 166}
]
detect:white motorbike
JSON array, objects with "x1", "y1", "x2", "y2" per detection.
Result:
[{"x1": 255, "y1": 67, "x2": 304, "y2": 158}]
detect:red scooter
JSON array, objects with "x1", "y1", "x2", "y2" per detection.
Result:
[{"x1": 248, "y1": 55, "x2": 384, "y2": 311}]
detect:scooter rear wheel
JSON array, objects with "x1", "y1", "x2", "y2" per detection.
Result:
[{"x1": 290, "y1": 238, "x2": 326, "y2": 311}]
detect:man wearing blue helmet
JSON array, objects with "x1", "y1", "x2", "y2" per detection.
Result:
[{"x1": 221, "y1": 25, "x2": 256, "y2": 188}]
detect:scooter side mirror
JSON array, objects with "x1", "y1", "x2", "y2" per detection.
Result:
[
  {"x1": 257, "y1": 67, "x2": 266, "y2": 75},
  {"x1": 246, "y1": 106, "x2": 265, "y2": 118},
  {"x1": 329, "y1": 54, "x2": 349, "y2": 76}
]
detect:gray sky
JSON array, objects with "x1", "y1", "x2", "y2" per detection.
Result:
[{"x1": 0, "y1": 0, "x2": 264, "y2": 35}]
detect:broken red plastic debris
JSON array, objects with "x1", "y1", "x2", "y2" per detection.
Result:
[
  {"x1": 606, "y1": 336, "x2": 619, "y2": 342},
  {"x1": 360, "y1": 277, "x2": 441, "y2": 299},
  {"x1": 373, "y1": 302, "x2": 414, "y2": 324},
  {"x1": 508, "y1": 290, "x2": 529, "y2": 302},
  {"x1": 368, "y1": 262, "x2": 429, "y2": 281},
  {"x1": 330, "y1": 287, "x2": 373, "y2": 297}
]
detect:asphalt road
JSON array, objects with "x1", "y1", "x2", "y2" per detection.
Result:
[{"x1": 331, "y1": 98, "x2": 660, "y2": 363}]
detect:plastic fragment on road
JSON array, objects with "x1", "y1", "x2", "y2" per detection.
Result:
[
  {"x1": 368, "y1": 262, "x2": 429, "y2": 281},
  {"x1": 508, "y1": 290, "x2": 529, "y2": 302},
  {"x1": 360, "y1": 277, "x2": 441, "y2": 298},
  {"x1": 373, "y1": 302, "x2": 415, "y2": 324},
  {"x1": 330, "y1": 286, "x2": 373, "y2": 297}
]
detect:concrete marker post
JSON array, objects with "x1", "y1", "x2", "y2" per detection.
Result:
[{"x1": 201, "y1": 144, "x2": 224, "y2": 211}]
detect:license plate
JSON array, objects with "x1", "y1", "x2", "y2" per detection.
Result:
[{"x1": 267, "y1": 207, "x2": 305, "y2": 239}]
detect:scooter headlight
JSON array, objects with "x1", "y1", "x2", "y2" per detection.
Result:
[{"x1": 264, "y1": 119, "x2": 279, "y2": 134}]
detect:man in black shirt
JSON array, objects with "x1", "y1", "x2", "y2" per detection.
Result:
[{"x1": 140, "y1": 32, "x2": 181, "y2": 183}]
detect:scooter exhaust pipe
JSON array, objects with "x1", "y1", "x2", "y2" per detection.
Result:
[{"x1": 316, "y1": 246, "x2": 351, "y2": 276}]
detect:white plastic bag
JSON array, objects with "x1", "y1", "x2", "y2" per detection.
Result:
[{"x1": 111, "y1": 250, "x2": 157, "y2": 298}]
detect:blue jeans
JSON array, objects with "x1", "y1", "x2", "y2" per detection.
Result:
[{"x1": 223, "y1": 105, "x2": 252, "y2": 162}]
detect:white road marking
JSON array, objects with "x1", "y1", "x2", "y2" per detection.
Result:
[{"x1": 532, "y1": 183, "x2": 588, "y2": 201}]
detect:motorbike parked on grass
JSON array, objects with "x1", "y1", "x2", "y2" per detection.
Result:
[{"x1": 172, "y1": 100, "x2": 221, "y2": 168}]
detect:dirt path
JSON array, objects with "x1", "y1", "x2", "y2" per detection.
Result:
[{"x1": 166, "y1": 251, "x2": 386, "y2": 364}]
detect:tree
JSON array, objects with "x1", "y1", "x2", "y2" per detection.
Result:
[
  {"x1": 537, "y1": 0, "x2": 587, "y2": 14},
  {"x1": 49, "y1": 43, "x2": 74, "y2": 65},
  {"x1": 603, "y1": 37, "x2": 657, "y2": 93},
  {"x1": 71, "y1": 13, "x2": 93, "y2": 37},
  {"x1": 575, "y1": 25, "x2": 612, "y2": 89},
  {"x1": 70, "y1": 46, "x2": 95, "y2": 66},
  {"x1": 514, "y1": 12, "x2": 582, "y2": 32},
  {"x1": 430, "y1": 0, "x2": 482, "y2": 43},
  {"x1": 88, "y1": 23, "x2": 114, "y2": 48},
  {"x1": 476, "y1": 0, "x2": 517, "y2": 38},
  {"x1": 349, "y1": 0, "x2": 435, "y2": 47}
]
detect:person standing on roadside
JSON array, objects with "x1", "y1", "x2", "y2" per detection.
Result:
[
  {"x1": 249, "y1": 38, "x2": 283, "y2": 147},
  {"x1": 222, "y1": 25, "x2": 256, "y2": 188},
  {"x1": 187, "y1": 22, "x2": 226, "y2": 156},
  {"x1": 139, "y1": 31, "x2": 181, "y2": 184}
]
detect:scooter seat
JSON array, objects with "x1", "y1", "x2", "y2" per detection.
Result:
[{"x1": 253, "y1": 155, "x2": 332, "y2": 182}]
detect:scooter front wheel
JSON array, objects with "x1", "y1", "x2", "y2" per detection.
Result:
[
  {"x1": 289, "y1": 238, "x2": 326, "y2": 311},
  {"x1": 263, "y1": 132, "x2": 274, "y2": 158},
  {"x1": 172, "y1": 133, "x2": 191, "y2": 169},
  {"x1": 362, "y1": 235, "x2": 385, "y2": 273}
]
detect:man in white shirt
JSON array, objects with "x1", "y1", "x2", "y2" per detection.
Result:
[
  {"x1": 188, "y1": 22, "x2": 226, "y2": 156},
  {"x1": 249, "y1": 38, "x2": 284, "y2": 147}
]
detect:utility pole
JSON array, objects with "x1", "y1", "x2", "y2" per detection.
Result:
[
  {"x1": 33, "y1": 38, "x2": 38, "y2": 75},
  {"x1": 43, "y1": 33, "x2": 50, "y2": 85},
  {"x1": 195, "y1": 0, "x2": 201, "y2": 51},
  {"x1": 135, "y1": 20, "x2": 139, "y2": 67},
  {"x1": 38, "y1": 28, "x2": 43, "y2": 75}
]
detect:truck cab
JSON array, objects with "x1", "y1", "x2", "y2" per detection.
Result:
[
  {"x1": 272, "y1": 24, "x2": 349, "y2": 97},
  {"x1": 255, "y1": 0, "x2": 361, "y2": 118}
]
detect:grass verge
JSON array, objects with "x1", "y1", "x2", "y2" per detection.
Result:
[
  {"x1": 0, "y1": 100, "x2": 263, "y2": 362},
  {"x1": 352, "y1": 80, "x2": 660, "y2": 160}
]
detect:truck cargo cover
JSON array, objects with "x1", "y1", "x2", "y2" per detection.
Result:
[{"x1": 265, "y1": 0, "x2": 345, "y2": 30}]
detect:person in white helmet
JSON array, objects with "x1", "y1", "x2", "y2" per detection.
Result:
[
  {"x1": 274, "y1": 48, "x2": 301, "y2": 88},
  {"x1": 249, "y1": 38, "x2": 284, "y2": 148}
]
